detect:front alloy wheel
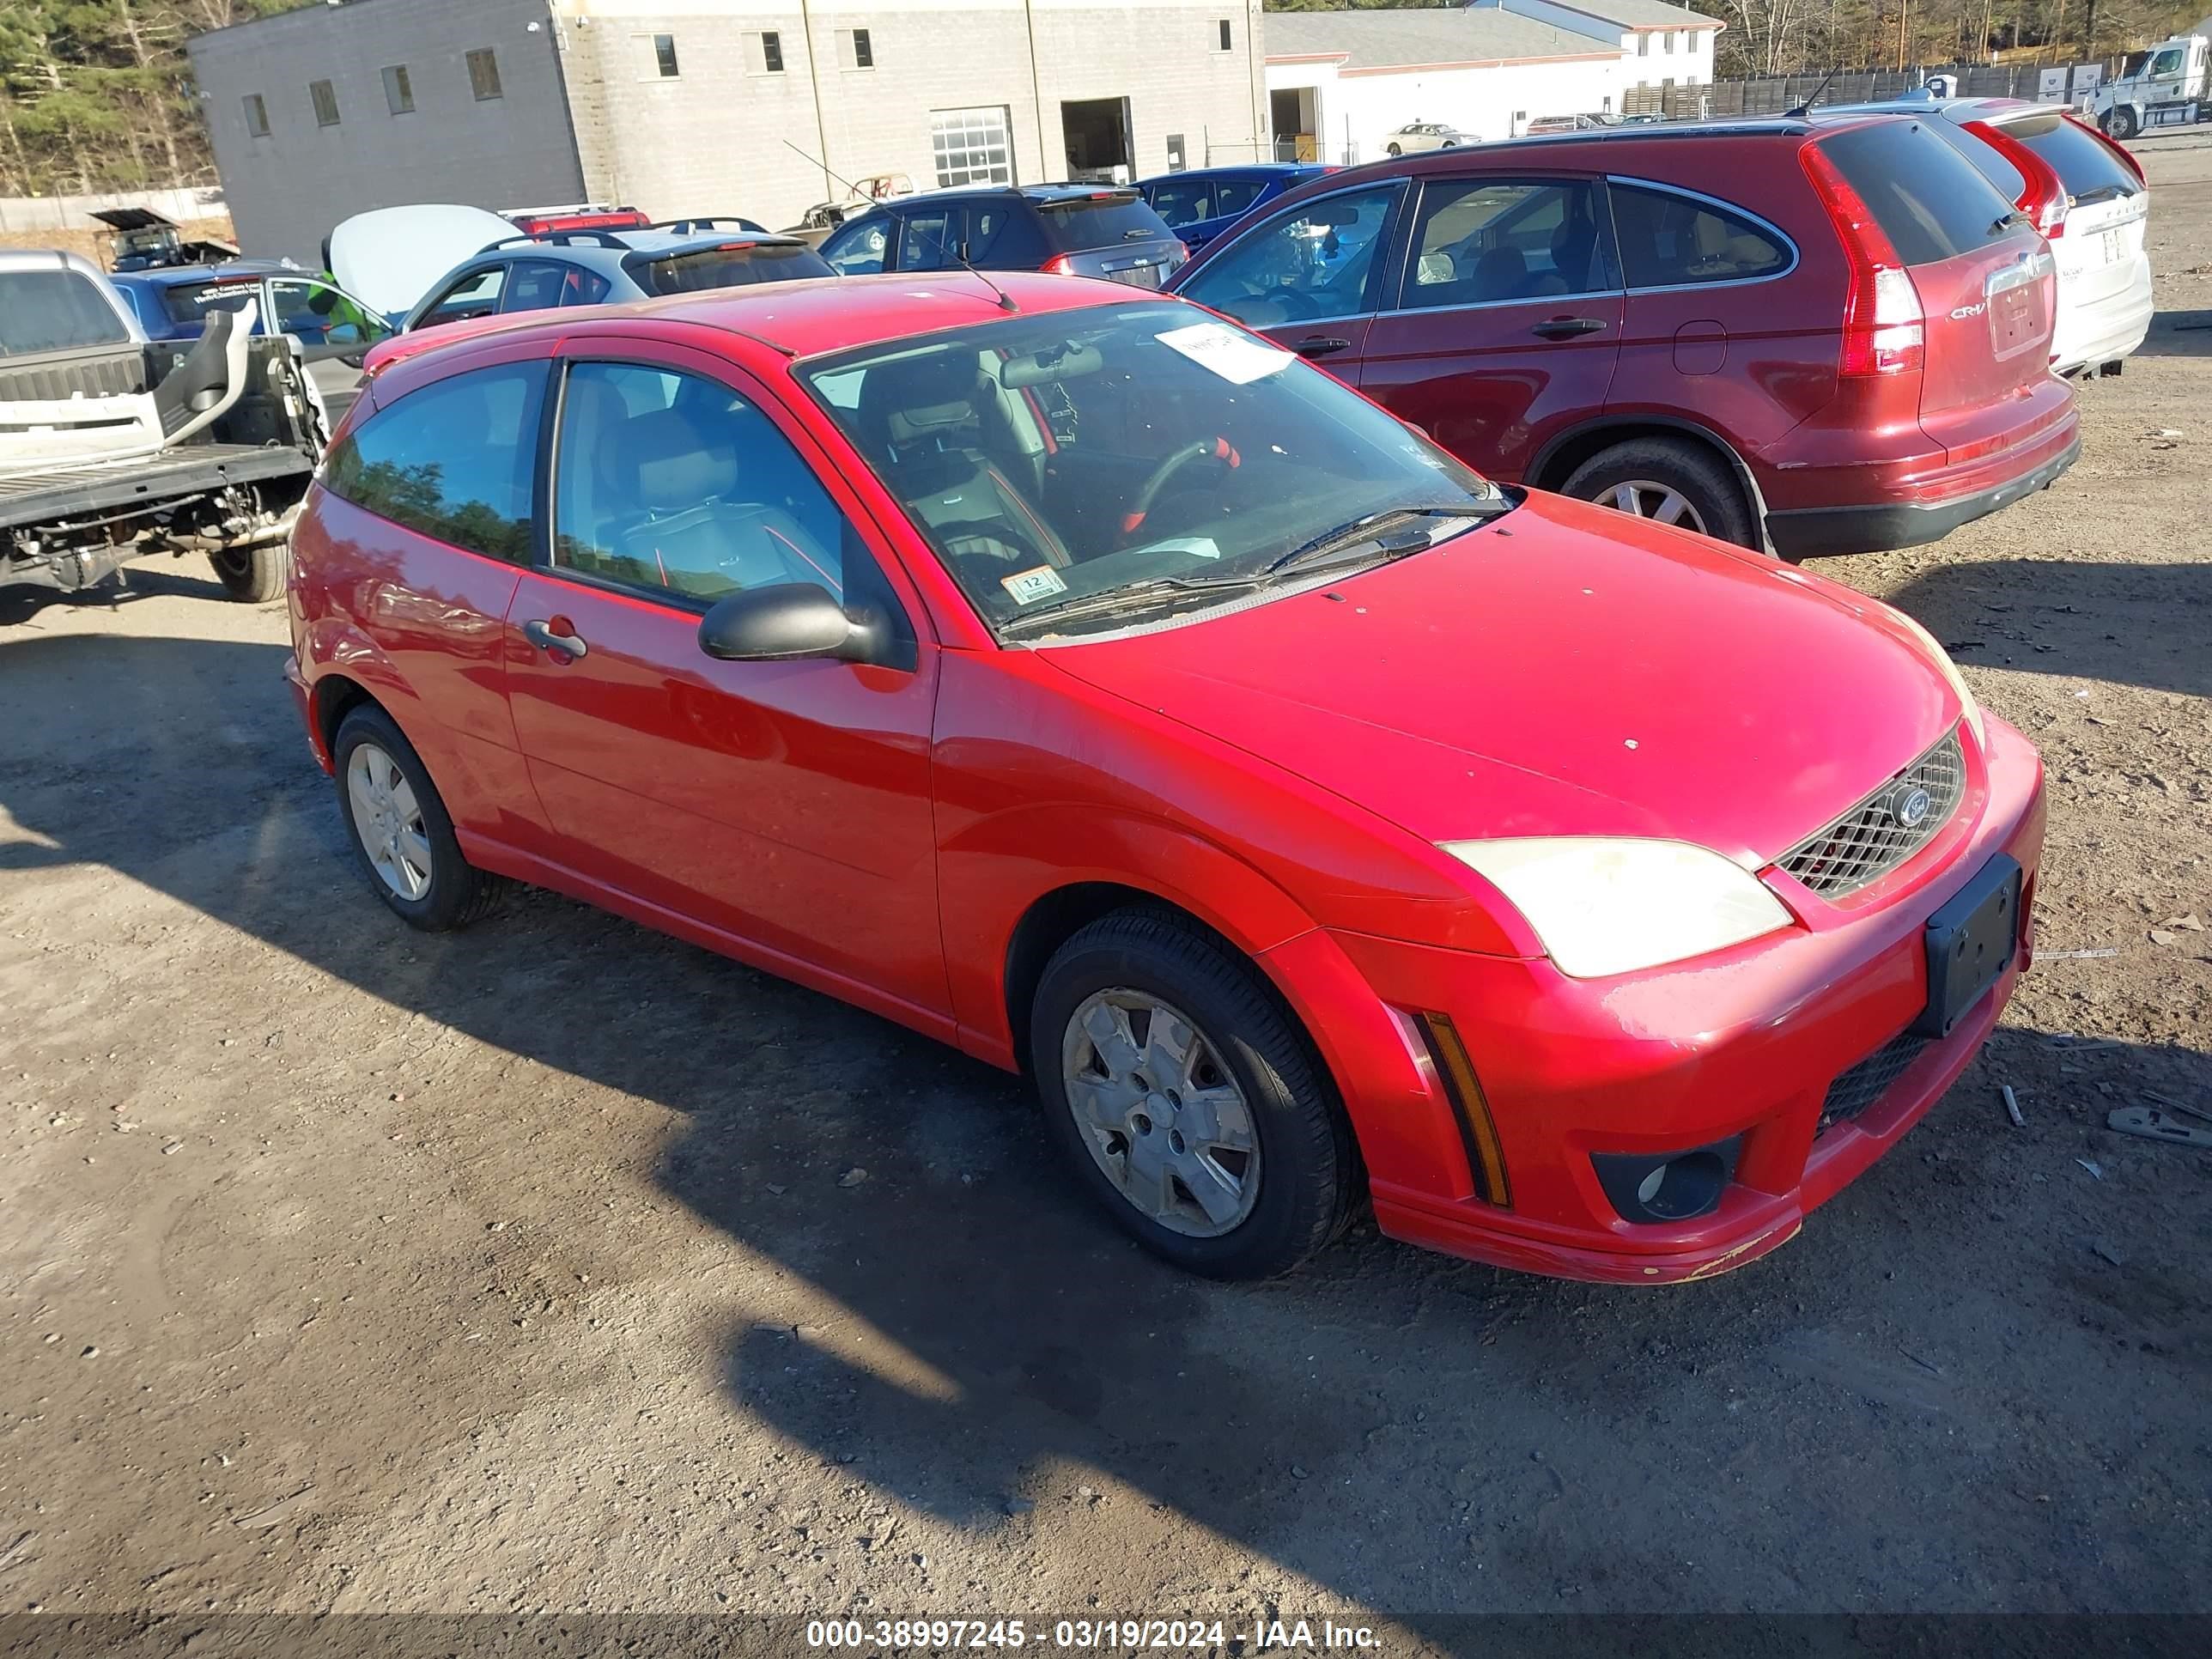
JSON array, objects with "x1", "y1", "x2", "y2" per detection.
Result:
[
  {"x1": 1599, "y1": 479, "x2": 1707, "y2": 533},
  {"x1": 1060, "y1": 989, "x2": 1260, "y2": 1237}
]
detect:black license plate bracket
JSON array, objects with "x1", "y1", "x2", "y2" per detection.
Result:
[{"x1": 1915, "y1": 852, "x2": 2022, "y2": 1038}]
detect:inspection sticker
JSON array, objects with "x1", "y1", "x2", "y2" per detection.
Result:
[
  {"x1": 1000, "y1": 564, "x2": 1068, "y2": 605},
  {"x1": 1155, "y1": 321, "x2": 1293, "y2": 385}
]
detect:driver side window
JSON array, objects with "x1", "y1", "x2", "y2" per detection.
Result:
[
  {"x1": 552, "y1": 361, "x2": 859, "y2": 607},
  {"x1": 1176, "y1": 185, "x2": 1401, "y2": 328},
  {"x1": 822, "y1": 216, "x2": 890, "y2": 276}
]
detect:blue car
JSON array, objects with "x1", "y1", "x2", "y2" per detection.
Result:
[
  {"x1": 1133, "y1": 163, "x2": 1334, "y2": 254},
  {"x1": 108, "y1": 259, "x2": 391, "y2": 417}
]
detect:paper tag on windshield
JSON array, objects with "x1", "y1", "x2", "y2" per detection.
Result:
[
  {"x1": 1000, "y1": 565, "x2": 1067, "y2": 606},
  {"x1": 1155, "y1": 321, "x2": 1293, "y2": 385},
  {"x1": 1147, "y1": 537, "x2": 1222, "y2": 560}
]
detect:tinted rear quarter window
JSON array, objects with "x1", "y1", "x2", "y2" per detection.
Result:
[
  {"x1": 966, "y1": 204, "x2": 1048, "y2": 265},
  {"x1": 1037, "y1": 195, "x2": 1174, "y2": 250},
  {"x1": 2006, "y1": 112, "x2": 2141, "y2": 199},
  {"x1": 320, "y1": 360, "x2": 547, "y2": 562},
  {"x1": 1818, "y1": 120, "x2": 2019, "y2": 265},
  {"x1": 1610, "y1": 184, "x2": 1790, "y2": 288},
  {"x1": 0, "y1": 270, "x2": 133, "y2": 356},
  {"x1": 635, "y1": 243, "x2": 834, "y2": 294}
]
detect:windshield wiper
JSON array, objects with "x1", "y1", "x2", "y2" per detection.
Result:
[
  {"x1": 2073, "y1": 182, "x2": 2136, "y2": 205},
  {"x1": 1261, "y1": 503, "x2": 1498, "y2": 578},
  {"x1": 998, "y1": 572, "x2": 1261, "y2": 638}
]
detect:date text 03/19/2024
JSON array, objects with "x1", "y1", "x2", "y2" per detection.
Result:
[{"x1": 802, "y1": 1618, "x2": 1382, "y2": 1650}]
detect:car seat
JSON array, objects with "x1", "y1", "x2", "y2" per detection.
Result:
[
  {"x1": 854, "y1": 352, "x2": 1067, "y2": 574},
  {"x1": 603, "y1": 406, "x2": 831, "y2": 600}
]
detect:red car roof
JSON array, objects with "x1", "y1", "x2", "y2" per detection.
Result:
[{"x1": 365, "y1": 270, "x2": 1139, "y2": 389}]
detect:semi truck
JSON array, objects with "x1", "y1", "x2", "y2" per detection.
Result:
[{"x1": 2094, "y1": 35, "x2": 2210, "y2": 139}]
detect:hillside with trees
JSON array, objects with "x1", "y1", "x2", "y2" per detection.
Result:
[{"x1": 0, "y1": 1, "x2": 312, "y2": 198}]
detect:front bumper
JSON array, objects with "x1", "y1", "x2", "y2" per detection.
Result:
[{"x1": 1260, "y1": 715, "x2": 2046, "y2": 1284}]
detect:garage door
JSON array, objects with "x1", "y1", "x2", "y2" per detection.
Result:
[{"x1": 931, "y1": 106, "x2": 1014, "y2": 189}]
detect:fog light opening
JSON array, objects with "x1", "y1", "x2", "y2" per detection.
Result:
[{"x1": 1592, "y1": 1136, "x2": 1741, "y2": 1225}]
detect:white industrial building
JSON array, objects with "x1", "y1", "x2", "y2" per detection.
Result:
[{"x1": 1266, "y1": 0, "x2": 1721, "y2": 161}]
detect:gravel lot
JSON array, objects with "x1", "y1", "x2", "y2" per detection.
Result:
[{"x1": 3, "y1": 136, "x2": 2208, "y2": 1643}]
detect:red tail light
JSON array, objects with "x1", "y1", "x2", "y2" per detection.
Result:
[
  {"x1": 1962, "y1": 119, "x2": 2069, "y2": 239},
  {"x1": 1041, "y1": 253, "x2": 1075, "y2": 276},
  {"x1": 1802, "y1": 142, "x2": 1924, "y2": 379}
]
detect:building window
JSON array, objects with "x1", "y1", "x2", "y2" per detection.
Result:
[
  {"x1": 1601, "y1": 94, "x2": 1612, "y2": 112},
  {"x1": 1217, "y1": 19, "x2": 1233, "y2": 51},
  {"x1": 747, "y1": 31, "x2": 785, "y2": 74},
  {"x1": 931, "y1": 105, "x2": 1013, "y2": 188},
  {"x1": 467, "y1": 47, "x2": 502, "y2": 100},
  {"x1": 309, "y1": 79, "x2": 340, "y2": 128},
  {"x1": 1663, "y1": 30, "x2": 1676, "y2": 52},
  {"x1": 242, "y1": 93, "x2": 270, "y2": 137},
  {"x1": 1165, "y1": 132, "x2": 1187, "y2": 171},
  {"x1": 837, "y1": 27, "x2": 873, "y2": 70},
  {"x1": 653, "y1": 33, "x2": 680, "y2": 77},
  {"x1": 382, "y1": 64, "x2": 414, "y2": 115}
]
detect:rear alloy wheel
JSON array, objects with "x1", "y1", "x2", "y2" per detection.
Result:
[
  {"x1": 209, "y1": 541, "x2": 286, "y2": 604},
  {"x1": 1560, "y1": 436, "x2": 1757, "y2": 550},
  {"x1": 1030, "y1": 911, "x2": 1356, "y2": 1279},
  {"x1": 332, "y1": 703, "x2": 504, "y2": 931}
]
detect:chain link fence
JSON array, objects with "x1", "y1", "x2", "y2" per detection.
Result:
[{"x1": 1621, "y1": 62, "x2": 2077, "y2": 121}]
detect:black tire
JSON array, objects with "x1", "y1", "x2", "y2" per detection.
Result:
[
  {"x1": 1028, "y1": 909, "x2": 1357, "y2": 1279},
  {"x1": 1559, "y1": 435, "x2": 1758, "y2": 550},
  {"x1": 2106, "y1": 106, "x2": 2138, "y2": 141},
  {"x1": 331, "y1": 702, "x2": 504, "y2": 931},
  {"x1": 209, "y1": 540, "x2": 287, "y2": 604},
  {"x1": 1386, "y1": 143, "x2": 1402, "y2": 157}
]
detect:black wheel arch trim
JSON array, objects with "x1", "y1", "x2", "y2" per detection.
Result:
[{"x1": 1528, "y1": 415, "x2": 1775, "y2": 556}]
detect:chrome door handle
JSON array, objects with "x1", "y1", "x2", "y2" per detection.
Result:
[{"x1": 522, "y1": 618, "x2": 588, "y2": 659}]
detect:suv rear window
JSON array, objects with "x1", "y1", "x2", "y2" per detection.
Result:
[
  {"x1": 1817, "y1": 120, "x2": 2019, "y2": 266},
  {"x1": 1036, "y1": 193, "x2": 1173, "y2": 250},
  {"x1": 633, "y1": 242, "x2": 834, "y2": 295},
  {"x1": 161, "y1": 278, "x2": 264, "y2": 328},
  {"x1": 2001, "y1": 111, "x2": 2142, "y2": 201},
  {"x1": 0, "y1": 270, "x2": 133, "y2": 356},
  {"x1": 1929, "y1": 120, "x2": 2026, "y2": 209}
]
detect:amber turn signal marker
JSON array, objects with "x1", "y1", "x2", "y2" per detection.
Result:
[{"x1": 1417, "y1": 1011, "x2": 1511, "y2": 1209}]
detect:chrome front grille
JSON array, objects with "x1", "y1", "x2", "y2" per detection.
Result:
[
  {"x1": 1820, "y1": 1030, "x2": 1929, "y2": 1131},
  {"x1": 1777, "y1": 729, "x2": 1965, "y2": 899}
]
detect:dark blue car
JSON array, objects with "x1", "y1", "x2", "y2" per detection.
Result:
[
  {"x1": 1133, "y1": 164, "x2": 1334, "y2": 254},
  {"x1": 108, "y1": 260, "x2": 391, "y2": 417}
]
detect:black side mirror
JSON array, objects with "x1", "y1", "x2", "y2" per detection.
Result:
[
  {"x1": 698, "y1": 583, "x2": 887, "y2": 665},
  {"x1": 339, "y1": 351, "x2": 367, "y2": 370}
]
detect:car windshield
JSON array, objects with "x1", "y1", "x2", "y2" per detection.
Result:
[
  {"x1": 802, "y1": 301, "x2": 1508, "y2": 640},
  {"x1": 635, "y1": 242, "x2": 835, "y2": 294}
]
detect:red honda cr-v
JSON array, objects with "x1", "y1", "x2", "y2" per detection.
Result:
[{"x1": 1167, "y1": 112, "x2": 2079, "y2": 558}]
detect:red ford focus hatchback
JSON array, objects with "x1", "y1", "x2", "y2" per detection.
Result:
[{"x1": 286, "y1": 273, "x2": 2045, "y2": 1283}]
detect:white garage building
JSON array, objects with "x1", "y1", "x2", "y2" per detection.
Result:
[{"x1": 1265, "y1": 0, "x2": 1721, "y2": 161}]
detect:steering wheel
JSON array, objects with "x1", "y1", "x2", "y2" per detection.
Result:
[{"x1": 1120, "y1": 437, "x2": 1240, "y2": 542}]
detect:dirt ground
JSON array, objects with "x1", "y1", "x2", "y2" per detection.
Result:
[{"x1": 3, "y1": 139, "x2": 2209, "y2": 1647}]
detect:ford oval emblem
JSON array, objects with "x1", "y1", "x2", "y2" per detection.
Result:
[{"x1": 1893, "y1": 786, "x2": 1933, "y2": 829}]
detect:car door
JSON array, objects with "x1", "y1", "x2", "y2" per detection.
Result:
[
  {"x1": 502, "y1": 343, "x2": 951, "y2": 1020},
  {"x1": 1354, "y1": 173, "x2": 1624, "y2": 483},
  {"x1": 1601, "y1": 177, "x2": 1802, "y2": 458},
  {"x1": 1169, "y1": 180, "x2": 1407, "y2": 372},
  {"x1": 891, "y1": 203, "x2": 968, "y2": 272},
  {"x1": 266, "y1": 273, "x2": 392, "y2": 419}
]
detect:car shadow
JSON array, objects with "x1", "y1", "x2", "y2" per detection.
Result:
[
  {"x1": 0, "y1": 558, "x2": 239, "y2": 628},
  {"x1": 2129, "y1": 307, "x2": 2212, "y2": 359},
  {"x1": 1882, "y1": 556, "x2": 2212, "y2": 699},
  {"x1": 3, "y1": 628, "x2": 2209, "y2": 1620}
]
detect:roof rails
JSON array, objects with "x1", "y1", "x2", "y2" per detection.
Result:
[
  {"x1": 648, "y1": 216, "x2": 769, "y2": 235},
  {"x1": 488, "y1": 228, "x2": 635, "y2": 252}
]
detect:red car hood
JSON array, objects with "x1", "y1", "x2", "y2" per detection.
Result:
[{"x1": 1040, "y1": 494, "x2": 1960, "y2": 869}]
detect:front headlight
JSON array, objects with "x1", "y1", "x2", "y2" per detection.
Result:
[
  {"x1": 1887, "y1": 610, "x2": 1986, "y2": 749},
  {"x1": 1439, "y1": 838, "x2": 1794, "y2": 979}
]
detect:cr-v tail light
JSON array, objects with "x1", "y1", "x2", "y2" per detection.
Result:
[
  {"x1": 1963, "y1": 118, "x2": 2069, "y2": 239},
  {"x1": 1802, "y1": 141, "x2": 1925, "y2": 378}
]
